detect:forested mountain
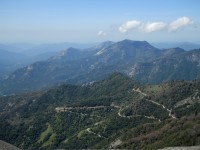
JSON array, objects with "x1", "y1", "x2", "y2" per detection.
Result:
[
  {"x1": 2, "y1": 39, "x2": 200, "y2": 95},
  {"x1": 1, "y1": 0, "x2": 200, "y2": 149},
  {"x1": 127, "y1": 49, "x2": 200, "y2": 83},
  {"x1": 0, "y1": 40, "x2": 155, "y2": 94},
  {"x1": 0, "y1": 73, "x2": 199, "y2": 149}
]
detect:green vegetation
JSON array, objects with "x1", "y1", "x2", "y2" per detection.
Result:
[
  {"x1": 37, "y1": 123, "x2": 53, "y2": 143},
  {"x1": 118, "y1": 114, "x2": 200, "y2": 149},
  {"x1": 0, "y1": 73, "x2": 199, "y2": 149}
]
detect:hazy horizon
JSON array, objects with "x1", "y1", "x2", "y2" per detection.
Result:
[
  {"x1": 1, "y1": 40, "x2": 200, "y2": 46},
  {"x1": 0, "y1": 0, "x2": 200, "y2": 43}
]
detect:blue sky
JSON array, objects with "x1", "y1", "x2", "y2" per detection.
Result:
[{"x1": 0, "y1": 0, "x2": 200, "y2": 43}]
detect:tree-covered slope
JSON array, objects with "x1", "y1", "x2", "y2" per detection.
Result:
[
  {"x1": 128, "y1": 49, "x2": 200, "y2": 83},
  {"x1": 0, "y1": 73, "x2": 200, "y2": 149}
]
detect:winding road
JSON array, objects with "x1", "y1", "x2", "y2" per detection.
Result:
[
  {"x1": 132, "y1": 88, "x2": 176, "y2": 119},
  {"x1": 112, "y1": 103, "x2": 161, "y2": 121},
  {"x1": 132, "y1": 88, "x2": 147, "y2": 96},
  {"x1": 55, "y1": 106, "x2": 109, "y2": 112},
  {"x1": 86, "y1": 128, "x2": 106, "y2": 138},
  {"x1": 55, "y1": 87, "x2": 176, "y2": 121}
]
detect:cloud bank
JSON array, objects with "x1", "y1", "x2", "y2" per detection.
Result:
[
  {"x1": 168, "y1": 16, "x2": 193, "y2": 31},
  {"x1": 118, "y1": 20, "x2": 141, "y2": 33},
  {"x1": 118, "y1": 17, "x2": 193, "y2": 33},
  {"x1": 143, "y1": 22, "x2": 167, "y2": 32}
]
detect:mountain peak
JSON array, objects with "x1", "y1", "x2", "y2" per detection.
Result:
[
  {"x1": 118, "y1": 39, "x2": 150, "y2": 46},
  {"x1": 94, "y1": 41, "x2": 114, "y2": 50},
  {"x1": 49, "y1": 47, "x2": 82, "y2": 61},
  {"x1": 58, "y1": 47, "x2": 79, "y2": 56}
]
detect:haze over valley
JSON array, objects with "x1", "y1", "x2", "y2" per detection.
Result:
[{"x1": 0, "y1": 0, "x2": 200, "y2": 149}]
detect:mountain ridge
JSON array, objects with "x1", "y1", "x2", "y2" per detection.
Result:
[
  {"x1": 127, "y1": 48, "x2": 200, "y2": 83},
  {"x1": 0, "y1": 39, "x2": 200, "y2": 95}
]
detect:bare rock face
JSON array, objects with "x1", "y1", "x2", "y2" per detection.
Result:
[
  {"x1": 159, "y1": 146, "x2": 200, "y2": 150},
  {"x1": 0, "y1": 140, "x2": 21, "y2": 150}
]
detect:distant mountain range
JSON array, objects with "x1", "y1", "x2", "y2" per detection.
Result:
[
  {"x1": 0, "y1": 73, "x2": 199, "y2": 149},
  {"x1": 0, "y1": 49, "x2": 29, "y2": 77},
  {"x1": 1, "y1": 40, "x2": 199, "y2": 149},
  {"x1": 0, "y1": 49, "x2": 56, "y2": 77},
  {"x1": 0, "y1": 42, "x2": 96, "y2": 77},
  {"x1": 0, "y1": 42, "x2": 95, "y2": 55},
  {"x1": 0, "y1": 39, "x2": 200, "y2": 95},
  {"x1": 152, "y1": 42, "x2": 200, "y2": 50}
]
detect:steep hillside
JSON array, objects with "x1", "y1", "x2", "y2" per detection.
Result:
[
  {"x1": 1, "y1": 40, "x2": 200, "y2": 95},
  {"x1": 0, "y1": 40, "x2": 162, "y2": 95},
  {"x1": 117, "y1": 114, "x2": 200, "y2": 149},
  {"x1": 127, "y1": 49, "x2": 200, "y2": 83},
  {"x1": 0, "y1": 73, "x2": 199, "y2": 149}
]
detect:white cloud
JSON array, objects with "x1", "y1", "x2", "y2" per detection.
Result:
[
  {"x1": 118, "y1": 17, "x2": 195, "y2": 34},
  {"x1": 168, "y1": 16, "x2": 193, "y2": 31},
  {"x1": 118, "y1": 20, "x2": 141, "y2": 33},
  {"x1": 97, "y1": 30, "x2": 106, "y2": 36},
  {"x1": 143, "y1": 22, "x2": 167, "y2": 32}
]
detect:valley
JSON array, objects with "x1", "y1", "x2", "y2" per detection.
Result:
[
  {"x1": 0, "y1": 40, "x2": 199, "y2": 150},
  {"x1": 1, "y1": 0, "x2": 200, "y2": 149},
  {"x1": 0, "y1": 39, "x2": 199, "y2": 150}
]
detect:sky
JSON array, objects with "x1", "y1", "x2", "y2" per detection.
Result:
[{"x1": 0, "y1": 0, "x2": 200, "y2": 43}]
